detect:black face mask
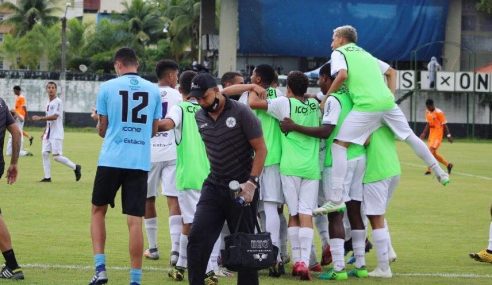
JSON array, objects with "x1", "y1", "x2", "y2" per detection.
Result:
[{"x1": 203, "y1": 96, "x2": 220, "y2": 113}]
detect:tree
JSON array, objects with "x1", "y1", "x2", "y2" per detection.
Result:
[
  {"x1": 0, "y1": 0, "x2": 61, "y2": 36},
  {"x1": 17, "y1": 23, "x2": 60, "y2": 70},
  {"x1": 113, "y1": 0, "x2": 165, "y2": 46},
  {"x1": 0, "y1": 34, "x2": 20, "y2": 69},
  {"x1": 477, "y1": 0, "x2": 492, "y2": 14}
]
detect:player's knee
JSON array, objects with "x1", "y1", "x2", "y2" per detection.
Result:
[
  {"x1": 42, "y1": 151, "x2": 50, "y2": 158},
  {"x1": 53, "y1": 155, "x2": 62, "y2": 162}
]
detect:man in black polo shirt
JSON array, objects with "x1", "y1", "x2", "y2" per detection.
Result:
[
  {"x1": 0, "y1": 98, "x2": 23, "y2": 280},
  {"x1": 187, "y1": 73, "x2": 267, "y2": 285}
]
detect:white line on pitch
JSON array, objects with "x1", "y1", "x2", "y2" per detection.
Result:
[
  {"x1": 22, "y1": 263, "x2": 492, "y2": 278},
  {"x1": 401, "y1": 162, "x2": 492, "y2": 180}
]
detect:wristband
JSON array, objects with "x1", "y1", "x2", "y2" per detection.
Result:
[{"x1": 248, "y1": 175, "x2": 259, "y2": 186}]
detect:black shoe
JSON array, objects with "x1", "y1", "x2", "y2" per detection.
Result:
[
  {"x1": 268, "y1": 262, "x2": 282, "y2": 278},
  {"x1": 447, "y1": 163, "x2": 453, "y2": 174},
  {"x1": 74, "y1": 165, "x2": 82, "y2": 181},
  {"x1": 277, "y1": 261, "x2": 285, "y2": 275},
  {"x1": 29, "y1": 136, "x2": 33, "y2": 146},
  {"x1": 40, "y1": 178, "x2": 51, "y2": 182},
  {"x1": 424, "y1": 170, "x2": 431, "y2": 175},
  {"x1": 0, "y1": 265, "x2": 24, "y2": 279}
]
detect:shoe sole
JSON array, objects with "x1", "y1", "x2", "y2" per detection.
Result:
[
  {"x1": 313, "y1": 206, "x2": 346, "y2": 216},
  {"x1": 469, "y1": 253, "x2": 492, "y2": 263}
]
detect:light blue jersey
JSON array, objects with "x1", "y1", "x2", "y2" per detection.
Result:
[{"x1": 96, "y1": 73, "x2": 162, "y2": 171}]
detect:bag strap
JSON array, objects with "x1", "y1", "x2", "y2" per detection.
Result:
[{"x1": 233, "y1": 205, "x2": 263, "y2": 234}]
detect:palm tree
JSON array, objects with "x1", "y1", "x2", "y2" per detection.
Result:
[
  {"x1": 113, "y1": 0, "x2": 165, "y2": 46},
  {"x1": 17, "y1": 23, "x2": 60, "y2": 70},
  {"x1": 0, "y1": 0, "x2": 61, "y2": 36},
  {"x1": 161, "y1": 0, "x2": 200, "y2": 61},
  {"x1": 0, "y1": 34, "x2": 20, "y2": 69}
]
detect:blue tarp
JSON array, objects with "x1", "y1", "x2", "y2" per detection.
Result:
[{"x1": 238, "y1": 0, "x2": 448, "y2": 61}]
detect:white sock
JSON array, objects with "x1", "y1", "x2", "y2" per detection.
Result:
[
  {"x1": 314, "y1": 215, "x2": 330, "y2": 247},
  {"x1": 42, "y1": 152, "x2": 51, "y2": 178},
  {"x1": 405, "y1": 134, "x2": 446, "y2": 178},
  {"x1": 53, "y1": 155, "x2": 76, "y2": 170},
  {"x1": 373, "y1": 228, "x2": 390, "y2": 271},
  {"x1": 309, "y1": 243, "x2": 317, "y2": 266},
  {"x1": 384, "y1": 219, "x2": 395, "y2": 254},
  {"x1": 144, "y1": 217, "x2": 158, "y2": 249},
  {"x1": 206, "y1": 237, "x2": 221, "y2": 273},
  {"x1": 351, "y1": 229, "x2": 366, "y2": 268},
  {"x1": 299, "y1": 227, "x2": 314, "y2": 266},
  {"x1": 329, "y1": 238, "x2": 345, "y2": 271},
  {"x1": 330, "y1": 144, "x2": 347, "y2": 203},
  {"x1": 288, "y1": 226, "x2": 301, "y2": 263},
  {"x1": 263, "y1": 202, "x2": 281, "y2": 260},
  {"x1": 169, "y1": 215, "x2": 182, "y2": 253},
  {"x1": 488, "y1": 222, "x2": 492, "y2": 251},
  {"x1": 279, "y1": 212, "x2": 288, "y2": 258},
  {"x1": 176, "y1": 234, "x2": 188, "y2": 268}
]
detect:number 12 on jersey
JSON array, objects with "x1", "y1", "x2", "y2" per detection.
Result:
[{"x1": 119, "y1": 91, "x2": 149, "y2": 124}]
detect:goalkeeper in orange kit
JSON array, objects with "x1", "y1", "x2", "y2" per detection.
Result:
[{"x1": 419, "y1": 99, "x2": 453, "y2": 175}]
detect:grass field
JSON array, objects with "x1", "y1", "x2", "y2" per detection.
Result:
[{"x1": 1, "y1": 128, "x2": 491, "y2": 284}]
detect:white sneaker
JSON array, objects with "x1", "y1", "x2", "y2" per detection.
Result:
[
  {"x1": 368, "y1": 267, "x2": 392, "y2": 278},
  {"x1": 437, "y1": 173, "x2": 450, "y2": 186},
  {"x1": 388, "y1": 245, "x2": 397, "y2": 263},
  {"x1": 313, "y1": 201, "x2": 346, "y2": 216},
  {"x1": 215, "y1": 266, "x2": 234, "y2": 277},
  {"x1": 144, "y1": 248, "x2": 160, "y2": 260}
]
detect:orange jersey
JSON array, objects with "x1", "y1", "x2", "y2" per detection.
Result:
[
  {"x1": 425, "y1": 108, "x2": 447, "y2": 142},
  {"x1": 15, "y1": 95, "x2": 27, "y2": 119}
]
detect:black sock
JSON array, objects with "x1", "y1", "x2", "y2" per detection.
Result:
[{"x1": 2, "y1": 249, "x2": 19, "y2": 269}]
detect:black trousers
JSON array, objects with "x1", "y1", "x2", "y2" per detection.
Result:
[{"x1": 187, "y1": 181, "x2": 259, "y2": 285}]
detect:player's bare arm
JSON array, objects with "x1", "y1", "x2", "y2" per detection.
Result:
[
  {"x1": 98, "y1": 115, "x2": 108, "y2": 138},
  {"x1": 444, "y1": 124, "x2": 453, "y2": 143},
  {"x1": 385, "y1": 67, "x2": 396, "y2": 95},
  {"x1": 151, "y1": 119, "x2": 159, "y2": 137},
  {"x1": 420, "y1": 124, "x2": 429, "y2": 139},
  {"x1": 222, "y1": 84, "x2": 266, "y2": 98},
  {"x1": 321, "y1": 69, "x2": 347, "y2": 109},
  {"x1": 31, "y1": 114, "x2": 59, "y2": 121},
  {"x1": 280, "y1": 117, "x2": 334, "y2": 139},
  {"x1": 247, "y1": 91, "x2": 268, "y2": 110},
  {"x1": 6, "y1": 121, "x2": 21, "y2": 184},
  {"x1": 157, "y1": 118, "x2": 175, "y2": 132}
]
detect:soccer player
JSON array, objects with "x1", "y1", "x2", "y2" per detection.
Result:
[
  {"x1": 6, "y1": 86, "x2": 33, "y2": 157},
  {"x1": 0, "y1": 97, "x2": 23, "y2": 280},
  {"x1": 32, "y1": 82, "x2": 81, "y2": 182},
  {"x1": 419, "y1": 99, "x2": 453, "y2": 175},
  {"x1": 143, "y1": 60, "x2": 182, "y2": 264},
  {"x1": 88, "y1": 47, "x2": 162, "y2": 285},
  {"x1": 13, "y1": 86, "x2": 34, "y2": 146},
  {"x1": 469, "y1": 206, "x2": 492, "y2": 264},
  {"x1": 281, "y1": 63, "x2": 368, "y2": 280},
  {"x1": 248, "y1": 71, "x2": 320, "y2": 281},
  {"x1": 321, "y1": 25, "x2": 449, "y2": 214},
  {"x1": 362, "y1": 126, "x2": 401, "y2": 278}
]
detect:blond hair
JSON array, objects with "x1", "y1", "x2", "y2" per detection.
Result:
[{"x1": 333, "y1": 25, "x2": 357, "y2": 43}]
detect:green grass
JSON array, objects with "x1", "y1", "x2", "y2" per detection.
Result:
[{"x1": 1, "y1": 129, "x2": 491, "y2": 284}]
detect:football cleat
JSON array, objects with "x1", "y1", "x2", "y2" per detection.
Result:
[
  {"x1": 319, "y1": 268, "x2": 348, "y2": 280},
  {"x1": 424, "y1": 170, "x2": 431, "y2": 175},
  {"x1": 309, "y1": 262, "x2": 322, "y2": 272},
  {"x1": 204, "y1": 270, "x2": 218, "y2": 285},
  {"x1": 297, "y1": 262, "x2": 312, "y2": 281},
  {"x1": 29, "y1": 136, "x2": 34, "y2": 146},
  {"x1": 388, "y1": 244, "x2": 397, "y2": 262},
  {"x1": 292, "y1": 261, "x2": 303, "y2": 277},
  {"x1": 168, "y1": 266, "x2": 185, "y2": 281},
  {"x1": 215, "y1": 266, "x2": 234, "y2": 277},
  {"x1": 0, "y1": 265, "x2": 24, "y2": 280},
  {"x1": 88, "y1": 268, "x2": 108, "y2": 285},
  {"x1": 40, "y1": 177, "x2": 52, "y2": 182},
  {"x1": 74, "y1": 164, "x2": 82, "y2": 181},
  {"x1": 268, "y1": 262, "x2": 282, "y2": 278},
  {"x1": 368, "y1": 266, "x2": 392, "y2": 278},
  {"x1": 469, "y1": 249, "x2": 492, "y2": 263},
  {"x1": 169, "y1": 251, "x2": 179, "y2": 266},
  {"x1": 348, "y1": 266, "x2": 368, "y2": 278},
  {"x1": 447, "y1": 163, "x2": 454, "y2": 174},
  {"x1": 313, "y1": 201, "x2": 346, "y2": 216},
  {"x1": 143, "y1": 248, "x2": 160, "y2": 260},
  {"x1": 321, "y1": 244, "x2": 332, "y2": 266},
  {"x1": 437, "y1": 173, "x2": 450, "y2": 186}
]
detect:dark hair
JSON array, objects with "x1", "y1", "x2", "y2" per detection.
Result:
[
  {"x1": 425, "y1": 99, "x2": 434, "y2": 106},
  {"x1": 179, "y1": 70, "x2": 197, "y2": 95},
  {"x1": 319, "y1": 63, "x2": 332, "y2": 78},
  {"x1": 254, "y1": 64, "x2": 275, "y2": 85},
  {"x1": 46, "y1": 81, "x2": 57, "y2": 88},
  {"x1": 155, "y1": 59, "x2": 179, "y2": 79},
  {"x1": 287, "y1": 71, "x2": 309, "y2": 96},
  {"x1": 114, "y1": 47, "x2": 138, "y2": 67},
  {"x1": 220, "y1": 71, "x2": 242, "y2": 86},
  {"x1": 13, "y1": 86, "x2": 21, "y2": 91}
]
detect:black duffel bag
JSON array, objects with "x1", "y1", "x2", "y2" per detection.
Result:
[{"x1": 221, "y1": 209, "x2": 278, "y2": 271}]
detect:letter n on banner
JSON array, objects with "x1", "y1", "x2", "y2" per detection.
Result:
[{"x1": 475, "y1": 73, "x2": 491, "y2": 93}]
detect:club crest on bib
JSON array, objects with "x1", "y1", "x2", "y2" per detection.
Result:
[{"x1": 226, "y1": 117, "x2": 236, "y2": 128}]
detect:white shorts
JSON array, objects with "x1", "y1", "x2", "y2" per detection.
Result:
[
  {"x1": 363, "y1": 175, "x2": 400, "y2": 215},
  {"x1": 42, "y1": 139, "x2": 63, "y2": 155},
  {"x1": 259, "y1": 164, "x2": 284, "y2": 204},
  {"x1": 336, "y1": 107, "x2": 413, "y2": 145},
  {"x1": 281, "y1": 175, "x2": 318, "y2": 216},
  {"x1": 321, "y1": 156, "x2": 366, "y2": 203},
  {"x1": 177, "y1": 190, "x2": 201, "y2": 224},
  {"x1": 147, "y1": 160, "x2": 177, "y2": 198}
]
